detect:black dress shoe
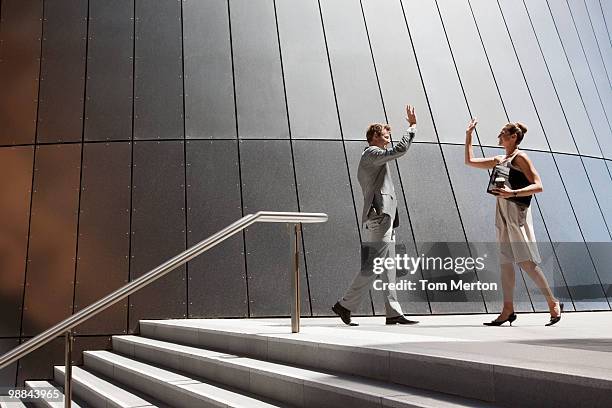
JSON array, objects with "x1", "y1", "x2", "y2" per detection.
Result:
[
  {"x1": 332, "y1": 302, "x2": 358, "y2": 326},
  {"x1": 545, "y1": 302, "x2": 564, "y2": 327},
  {"x1": 483, "y1": 313, "x2": 517, "y2": 326},
  {"x1": 386, "y1": 315, "x2": 419, "y2": 325}
]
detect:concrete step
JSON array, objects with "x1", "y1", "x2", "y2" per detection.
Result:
[
  {"x1": 139, "y1": 319, "x2": 612, "y2": 407},
  {"x1": 54, "y1": 365, "x2": 169, "y2": 408},
  {"x1": 113, "y1": 335, "x2": 495, "y2": 408},
  {"x1": 24, "y1": 381, "x2": 81, "y2": 408},
  {"x1": 82, "y1": 350, "x2": 287, "y2": 408}
]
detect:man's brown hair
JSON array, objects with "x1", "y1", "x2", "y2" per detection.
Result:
[{"x1": 366, "y1": 123, "x2": 391, "y2": 143}]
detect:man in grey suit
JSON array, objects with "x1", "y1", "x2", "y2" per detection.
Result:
[{"x1": 333, "y1": 105, "x2": 419, "y2": 326}]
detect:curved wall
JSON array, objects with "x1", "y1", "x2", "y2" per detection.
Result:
[{"x1": 1, "y1": 0, "x2": 611, "y2": 383}]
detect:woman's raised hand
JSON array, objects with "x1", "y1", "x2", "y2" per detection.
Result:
[{"x1": 466, "y1": 118, "x2": 478, "y2": 134}]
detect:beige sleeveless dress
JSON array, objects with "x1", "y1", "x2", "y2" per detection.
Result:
[{"x1": 494, "y1": 151, "x2": 542, "y2": 264}]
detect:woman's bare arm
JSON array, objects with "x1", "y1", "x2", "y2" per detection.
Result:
[{"x1": 464, "y1": 119, "x2": 501, "y2": 169}]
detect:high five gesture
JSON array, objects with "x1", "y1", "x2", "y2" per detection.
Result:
[{"x1": 405, "y1": 105, "x2": 417, "y2": 126}]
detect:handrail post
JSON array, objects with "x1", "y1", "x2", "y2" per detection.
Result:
[
  {"x1": 290, "y1": 223, "x2": 301, "y2": 333},
  {"x1": 64, "y1": 330, "x2": 72, "y2": 408}
]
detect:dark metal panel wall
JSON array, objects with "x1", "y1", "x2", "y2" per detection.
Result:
[
  {"x1": 343, "y1": 142, "x2": 365, "y2": 235},
  {"x1": 499, "y1": 0, "x2": 581, "y2": 155},
  {"x1": 583, "y1": 157, "x2": 612, "y2": 235},
  {"x1": 524, "y1": 0, "x2": 600, "y2": 157},
  {"x1": 183, "y1": 0, "x2": 235, "y2": 139},
  {"x1": 554, "y1": 154, "x2": 611, "y2": 242},
  {"x1": 585, "y1": 0, "x2": 612, "y2": 89},
  {"x1": 604, "y1": 0, "x2": 612, "y2": 20},
  {"x1": 230, "y1": 0, "x2": 288, "y2": 139},
  {"x1": 319, "y1": 0, "x2": 384, "y2": 141},
  {"x1": 526, "y1": 151, "x2": 609, "y2": 310},
  {"x1": 361, "y1": 0, "x2": 436, "y2": 143},
  {"x1": 129, "y1": 141, "x2": 187, "y2": 332},
  {"x1": 239, "y1": 140, "x2": 309, "y2": 316},
  {"x1": 84, "y1": 0, "x2": 133, "y2": 142},
  {"x1": 0, "y1": 0, "x2": 42, "y2": 145},
  {"x1": 396, "y1": 144, "x2": 463, "y2": 239},
  {"x1": 603, "y1": 0, "x2": 612, "y2": 24},
  {"x1": 71, "y1": 335, "x2": 111, "y2": 366},
  {"x1": 16, "y1": 336, "x2": 110, "y2": 386},
  {"x1": 584, "y1": 157, "x2": 612, "y2": 300},
  {"x1": 36, "y1": 0, "x2": 86, "y2": 143},
  {"x1": 186, "y1": 140, "x2": 247, "y2": 317},
  {"x1": 437, "y1": 0, "x2": 508, "y2": 147},
  {"x1": 134, "y1": 0, "x2": 183, "y2": 140},
  {"x1": 292, "y1": 141, "x2": 361, "y2": 315},
  {"x1": 0, "y1": 339, "x2": 19, "y2": 387},
  {"x1": 438, "y1": 146, "x2": 492, "y2": 241},
  {"x1": 74, "y1": 142, "x2": 131, "y2": 335},
  {"x1": 554, "y1": 153, "x2": 612, "y2": 304},
  {"x1": 0, "y1": 147, "x2": 33, "y2": 337},
  {"x1": 276, "y1": 0, "x2": 339, "y2": 140},
  {"x1": 396, "y1": 143, "x2": 486, "y2": 313},
  {"x1": 16, "y1": 338, "x2": 62, "y2": 386},
  {"x1": 547, "y1": 0, "x2": 612, "y2": 159},
  {"x1": 441, "y1": 145, "x2": 532, "y2": 312},
  {"x1": 22, "y1": 144, "x2": 81, "y2": 336},
  {"x1": 400, "y1": 0, "x2": 470, "y2": 144},
  {"x1": 567, "y1": 0, "x2": 612, "y2": 126},
  {"x1": 469, "y1": 0, "x2": 551, "y2": 152}
]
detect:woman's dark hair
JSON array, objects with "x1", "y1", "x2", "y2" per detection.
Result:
[{"x1": 503, "y1": 122, "x2": 528, "y2": 145}]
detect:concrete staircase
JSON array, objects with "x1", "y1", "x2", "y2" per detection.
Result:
[
  {"x1": 8, "y1": 323, "x2": 502, "y2": 407},
  {"x1": 9, "y1": 315, "x2": 612, "y2": 407}
]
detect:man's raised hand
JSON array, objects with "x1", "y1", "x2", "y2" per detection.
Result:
[{"x1": 405, "y1": 105, "x2": 417, "y2": 126}]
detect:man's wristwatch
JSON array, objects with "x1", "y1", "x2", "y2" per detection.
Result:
[{"x1": 513, "y1": 191, "x2": 518, "y2": 197}]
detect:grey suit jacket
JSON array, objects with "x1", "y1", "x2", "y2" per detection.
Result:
[{"x1": 357, "y1": 126, "x2": 416, "y2": 225}]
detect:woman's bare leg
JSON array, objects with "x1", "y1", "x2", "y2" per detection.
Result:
[
  {"x1": 499, "y1": 262, "x2": 516, "y2": 318},
  {"x1": 518, "y1": 260, "x2": 560, "y2": 316}
]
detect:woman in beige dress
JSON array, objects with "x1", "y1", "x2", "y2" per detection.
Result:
[{"x1": 464, "y1": 119, "x2": 562, "y2": 326}]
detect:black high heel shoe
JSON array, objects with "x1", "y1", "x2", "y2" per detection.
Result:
[
  {"x1": 483, "y1": 313, "x2": 517, "y2": 326},
  {"x1": 545, "y1": 302, "x2": 564, "y2": 327}
]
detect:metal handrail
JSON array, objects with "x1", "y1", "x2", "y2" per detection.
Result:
[{"x1": 0, "y1": 211, "x2": 327, "y2": 371}]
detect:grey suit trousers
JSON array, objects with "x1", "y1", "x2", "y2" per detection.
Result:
[{"x1": 339, "y1": 214, "x2": 403, "y2": 317}]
